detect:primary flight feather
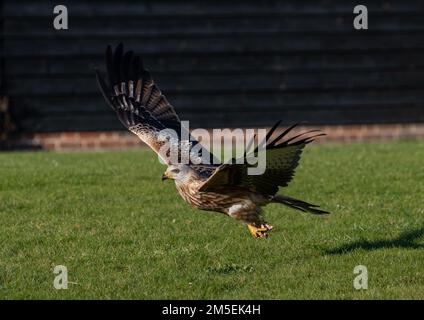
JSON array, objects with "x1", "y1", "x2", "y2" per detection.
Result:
[{"x1": 96, "y1": 44, "x2": 329, "y2": 238}]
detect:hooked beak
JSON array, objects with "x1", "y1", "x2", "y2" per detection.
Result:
[{"x1": 162, "y1": 172, "x2": 169, "y2": 181}]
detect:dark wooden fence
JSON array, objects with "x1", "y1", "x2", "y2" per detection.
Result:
[{"x1": 1, "y1": 0, "x2": 424, "y2": 132}]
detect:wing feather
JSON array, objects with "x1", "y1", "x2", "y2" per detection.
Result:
[
  {"x1": 96, "y1": 43, "x2": 217, "y2": 165},
  {"x1": 199, "y1": 122, "x2": 324, "y2": 195}
]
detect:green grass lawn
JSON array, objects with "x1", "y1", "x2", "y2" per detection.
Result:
[{"x1": 0, "y1": 140, "x2": 423, "y2": 299}]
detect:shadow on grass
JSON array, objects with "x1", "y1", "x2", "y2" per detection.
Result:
[{"x1": 325, "y1": 227, "x2": 424, "y2": 255}]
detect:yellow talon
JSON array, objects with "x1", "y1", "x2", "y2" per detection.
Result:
[{"x1": 247, "y1": 224, "x2": 273, "y2": 238}]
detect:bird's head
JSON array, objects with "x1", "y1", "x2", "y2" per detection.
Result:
[{"x1": 162, "y1": 164, "x2": 192, "y2": 182}]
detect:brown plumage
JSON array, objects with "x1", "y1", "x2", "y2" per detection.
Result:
[{"x1": 96, "y1": 44, "x2": 329, "y2": 238}]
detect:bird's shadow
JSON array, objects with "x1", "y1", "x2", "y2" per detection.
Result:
[{"x1": 324, "y1": 227, "x2": 424, "y2": 255}]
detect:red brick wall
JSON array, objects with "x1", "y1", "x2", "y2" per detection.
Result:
[{"x1": 13, "y1": 123, "x2": 424, "y2": 151}]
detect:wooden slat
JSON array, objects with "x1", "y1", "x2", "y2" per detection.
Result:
[
  {"x1": 5, "y1": 69, "x2": 424, "y2": 96},
  {"x1": 5, "y1": 16, "x2": 424, "y2": 38},
  {"x1": 18, "y1": 104, "x2": 424, "y2": 133},
  {"x1": 12, "y1": 89, "x2": 424, "y2": 114},
  {"x1": 5, "y1": 33, "x2": 424, "y2": 57},
  {"x1": 5, "y1": 52, "x2": 424, "y2": 76},
  {"x1": 4, "y1": 0, "x2": 424, "y2": 17}
]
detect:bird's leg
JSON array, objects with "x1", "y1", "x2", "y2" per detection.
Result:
[{"x1": 247, "y1": 223, "x2": 273, "y2": 238}]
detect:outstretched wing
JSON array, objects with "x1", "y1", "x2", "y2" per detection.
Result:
[
  {"x1": 199, "y1": 122, "x2": 325, "y2": 196},
  {"x1": 96, "y1": 43, "x2": 215, "y2": 165}
]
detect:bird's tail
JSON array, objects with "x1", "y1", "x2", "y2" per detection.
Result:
[{"x1": 271, "y1": 194, "x2": 329, "y2": 215}]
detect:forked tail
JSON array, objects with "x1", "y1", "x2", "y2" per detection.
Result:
[{"x1": 272, "y1": 194, "x2": 329, "y2": 215}]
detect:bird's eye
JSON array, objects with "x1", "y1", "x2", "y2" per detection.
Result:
[{"x1": 171, "y1": 168, "x2": 180, "y2": 174}]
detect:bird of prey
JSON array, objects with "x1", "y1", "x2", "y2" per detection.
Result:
[{"x1": 96, "y1": 44, "x2": 329, "y2": 238}]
